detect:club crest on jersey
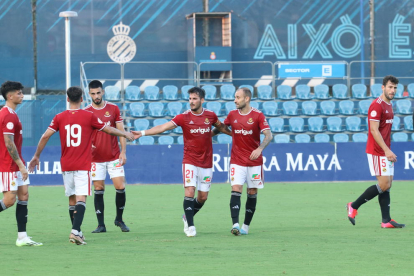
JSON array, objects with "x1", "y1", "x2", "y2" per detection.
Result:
[
  {"x1": 11, "y1": 181, "x2": 15, "y2": 186},
  {"x1": 204, "y1": 118, "x2": 210, "y2": 124},
  {"x1": 231, "y1": 177, "x2": 235, "y2": 181},
  {"x1": 104, "y1": 111, "x2": 111, "y2": 117},
  {"x1": 186, "y1": 178, "x2": 191, "y2": 183},
  {"x1": 247, "y1": 118, "x2": 254, "y2": 124},
  {"x1": 92, "y1": 173, "x2": 96, "y2": 177},
  {"x1": 382, "y1": 168, "x2": 387, "y2": 172}
]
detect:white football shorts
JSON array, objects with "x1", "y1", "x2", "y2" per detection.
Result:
[
  {"x1": 62, "y1": 171, "x2": 91, "y2": 196},
  {"x1": 182, "y1": 164, "x2": 213, "y2": 192},
  {"x1": 0, "y1": 171, "x2": 30, "y2": 192},
  {"x1": 91, "y1": 160, "x2": 125, "y2": 181},
  {"x1": 230, "y1": 164, "x2": 264, "y2": 189},
  {"x1": 367, "y1": 153, "x2": 394, "y2": 176}
]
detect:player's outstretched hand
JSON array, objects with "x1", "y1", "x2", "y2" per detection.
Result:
[
  {"x1": 19, "y1": 166, "x2": 29, "y2": 181},
  {"x1": 119, "y1": 152, "x2": 127, "y2": 166},
  {"x1": 125, "y1": 131, "x2": 135, "y2": 142},
  {"x1": 249, "y1": 148, "x2": 263, "y2": 160},
  {"x1": 131, "y1": 131, "x2": 142, "y2": 140},
  {"x1": 28, "y1": 156, "x2": 40, "y2": 173}
]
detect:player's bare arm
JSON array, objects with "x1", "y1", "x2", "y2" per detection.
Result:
[
  {"x1": 116, "y1": 121, "x2": 127, "y2": 165},
  {"x1": 102, "y1": 125, "x2": 134, "y2": 142},
  {"x1": 29, "y1": 129, "x2": 55, "y2": 172},
  {"x1": 250, "y1": 129, "x2": 272, "y2": 160},
  {"x1": 132, "y1": 121, "x2": 176, "y2": 139},
  {"x1": 211, "y1": 122, "x2": 232, "y2": 137},
  {"x1": 370, "y1": 120, "x2": 396, "y2": 162},
  {"x1": 4, "y1": 134, "x2": 28, "y2": 181}
]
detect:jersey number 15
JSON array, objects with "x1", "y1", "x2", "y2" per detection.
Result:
[{"x1": 64, "y1": 124, "x2": 82, "y2": 147}]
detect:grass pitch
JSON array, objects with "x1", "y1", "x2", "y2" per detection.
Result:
[{"x1": 1, "y1": 181, "x2": 414, "y2": 275}]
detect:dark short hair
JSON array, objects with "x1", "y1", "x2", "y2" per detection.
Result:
[
  {"x1": 383, "y1": 75, "x2": 399, "y2": 86},
  {"x1": 188, "y1": 86, "x2": 205, "y2": 99},
  {"x1": 1, "y1": 81, "x2": 24, "y2": 100},
  {"x1": 88, "y1": 80, "x2": 103, "y2": 90},
  {"x1": 67, "y1": 86, "x2": 83, "y2": 103},
  {"x1": 239, "y1": 87, "x2": 252, "y2": 100}
]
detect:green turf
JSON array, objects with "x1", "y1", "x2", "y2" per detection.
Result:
[{"x1": 1, "y1": 181, "x2": 414, "y2": 275}]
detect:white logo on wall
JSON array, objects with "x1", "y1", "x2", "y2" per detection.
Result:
[
  {"x1": 322, "y1": 65, "x2": 332, "y2": 77},
  {"x1": 107, "y1": 22, "x2": 136, "y2": 63}
]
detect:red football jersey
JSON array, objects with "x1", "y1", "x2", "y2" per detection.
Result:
[
  {"x1": 84, "y1": 101, "x2": 123, "y2": 162},
  {"x1": 366, "y1": 97, "x2": 393, "y2": 156},
  {"x1": 224, "y1": 108, "x2": 270, "y2": 166},
  {"x1": 48, "y1": 109, "x2": 106, "y2": 172},
  {"x1": 0, "y1": 106, "x2": 24, "y2": 172},
  {"x1": 171, "y1": 108, "x2": 219, "y2": 168}
]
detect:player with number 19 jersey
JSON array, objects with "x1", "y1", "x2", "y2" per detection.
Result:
[{"x1": 48, "y1": 109, "x2": 106, "y2": 171}]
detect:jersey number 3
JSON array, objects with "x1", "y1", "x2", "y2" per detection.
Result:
[{"x1": 64, "y1": 124, "x2": 82, "y2": 147}]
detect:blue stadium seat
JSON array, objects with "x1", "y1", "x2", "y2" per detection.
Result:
[
  {"x1": 295, "y1": 134, "x2": 311, "y2": 143},
  {"x1": 262, "y1": 102, "x2": 278, "y2": 116},
  {"x1": 314, "y1": 84, "x2": 330, "y2": 99},
  {"x1": 158, "y1": 136, "x2": 174, "y2": 145},
  {"x1": 289, "y1": 117, "x2": 304, "y2": 132},
  {"x1": 139, "y1": 136, "x2": 155, "y2": 145},
  {"x1": 162, "y1": 85, "x2": 179, "y2": 101},
  {"x1": 339, "y1": 100, "x2": 355, "y2": 115},
  {"x1": 395, "y1": 83, "x2": 405, "y2": 99},
  {"x1": 130, "y1": 102, "x2": 146, "y2": 117},
  {"x1": 181, "y1": 85, "x2": 192, "y2": 100},
  {"x1": 274, "y1": 134, "x2": 290, "y2": 143},
  {"x1": 296, "y1": 85, "x2": 312, "y2": 99},
  {"x1": 404, "y1": 115, "x2": 413, "y2": 131},
  {"x1": 370, "y1": 84, "x2": 382, "y2": 98},
  {"x1": 250, "y1": 101, "x2": 260, "y2": 110},
  {"x1": 392, "y1": 132, "x2": 408, "y2": 142},
  {"x1": 177, "y1": 136, "x2": 184, "y2": 144},
  {"x1": 148, "y1": 102, "x2": 165, "y2": 117},
  {"x1": 239, "y1": 85, "x2": 255, "y2": 99},
  {"x1": 133, "y1": 119, "x2": 150, "y2": 131},
  {"x1": 225, "y1": 102, "x2": 236, "y2": 115},
  {"x1": 295, "y1": 134, "x2": 310, "y2": 143},
  {"x1": 105, "y1": 86, "x2": 120, "y2": 101},
  {"x1": 206, "y1": 102, "x2": 222, "y2": 116},
  {"x1": 345, "y1": 116, "x2": 361, "y2": 131},
  {"x1": 352, "y1": 133, "x2": 368, "y2": 142},
  {"x1": 125, "y1": 85, "x2": 141, "y2": 101},
  {"x1": 332, "y1": 84, "x2": 348, "y2": 99},
  {"x1": 308, "y1": 117, "x2": 323, "y2": 132},
  {"x1": 144, "y1": 86, "x2": 160, "y2": 101},
  {"x1": 153, "y1": 118, "x2": 171, "y2": 133},
  {"x1": 320, "y1": 101, "x2": 337, "y2": 115},
  {"x1": 314, "y1": 133, "x2": 330, "y2": 143},
  {"x1": 396, "y1": 99, "x2": 412, "y2": 114},
  {"x1": 302, "y1": 101, "x2": 317, "y2": 116},
  {"x1": 220, "y1": 85, "x2": 236, "y2": 100},
  {"x1": 277, "y1": 85, "x2": 293, "y2": 100},
  {"x1": 268, "y1": 118, "x2": 284, "y2": 133},
  {"x1": 407, "y1": 83, "x2": 414, "y2": 98},
  {"x1": 167, "y1": 102, "x2": 182, "y2": 117},
  {"x1": 257, "y1": 85, "x2": 273, "y2": 100},
  {"x1": 333, "y1": 133, "x2": 349, "y2": 143},
  {"x1": 217, "y1": 134, "x2": 232, "y2": 144},
  {"x1": 327, "y1": 117, "x2": 343, "y2": 132},
  {"x1": 203, "y1": 85, "x2": 218, "y2": 100},
  {"x1": 173, "y1": 126, "x2": 183, "y2": 134},
  {"x1": 358, "y1": 100, "x2": 371, "y2": 115},
  {"x1": 392, "y1": 116, "x2": 402, "y2": 131},
  {"x1": 282, "y1": 101, "x2": 299, "y2": 115},
  {"x1": 352, "y1": 84, "x2": 368, "y2": 99}
]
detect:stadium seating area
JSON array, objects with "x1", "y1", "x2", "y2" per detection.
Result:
[{"x1": 107, "y1": 83, "x2": 414, "y2": 145}]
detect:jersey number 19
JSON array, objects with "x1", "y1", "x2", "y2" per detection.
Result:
[{"x1": 64, "y1": 124, "x2": 82, "y2": 147}]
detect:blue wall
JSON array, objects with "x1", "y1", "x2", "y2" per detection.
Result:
[{"x1": 23, "y1": 142, "x2": 414, "y2": 185}]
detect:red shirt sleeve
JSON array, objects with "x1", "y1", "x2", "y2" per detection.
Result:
[
  {"x1": 223, "y1": 113, "x2": 231, "y2": 126},
  {"x1": 258, "y1": 113, "x2": 270, "y2": 131},
  {"x1": 2, "y1": 112, "x2": 17, "y2": 135},
  {"x1": 91, "y1": 114, "x2": 106, "y2": 131},
  {"x1": 368, "y1": 103, "x2": 382, "y2": 121},
  {"x1": 48, "y1": 115, "x2": 59, "y2": 132},
  {"x1": 115, "y1": 106, "x2": 123, "y2": 123},
  {"x1": 211, "y1": 113, "x2": 220, "y2": 127},
  {"x1": 171, "y1": 113, "x2": 184, "y2": 126}
]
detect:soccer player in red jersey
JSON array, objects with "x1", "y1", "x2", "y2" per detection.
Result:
[
  {"x1": 132, "y1": 87, "x2": 231, "y2": 237},
  {"x1": 220, "y1": 87, "x2": 272, "y2": 235},
  {"x1": 85, "y1": 80, "x2": 130, "y2": 233},
  {"x1": 347, "y1": 75, "x2": 405, "y2": 228},
  {"x1": 0, "y1": 81, "x2": 42, "y2": 246},
  {"x1": 28, "y1": 87, "x2": 134, "y2": 245}
]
